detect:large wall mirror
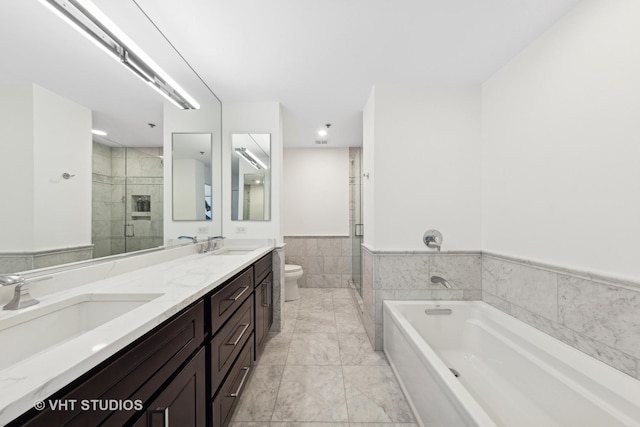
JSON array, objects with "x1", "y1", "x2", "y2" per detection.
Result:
[
  {"x1": 172, "y1": 133, "x2": 213, "y2": 221},
  {"x1": 231, "y1": 134, "x2": 271, "y2": 221},
  {"x1": 0, "y1": 1, "x2": 221, "y2": 274}
]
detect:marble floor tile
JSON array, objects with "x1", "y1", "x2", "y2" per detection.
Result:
[
  {"x1": 287, "y1": 333, "x2": 341, "y2": 365},
  {"x1": 272, "y1": 365, "x2": 349, "y2": 422},
  {"x1": 338, "y1": 333, "x2": 388, "y2": 366},
  {"x1": 232, "y1": 365, "x2": 285, "y2": 422},
  {"x1": 284, "y1": 300, "x2": 301, "y2": 319},
  {"x1": 295, "y1": 311, "x2": 337, "y2": 333},
  {"x1": 331, "y1": 288, "x2": 353, "y2": 299},
  {"x1": 350, "y1": 424, "x2": 419, "y2": 427},
  {"x1": 299, "y1": 288, "x2": 334, "y2": 298},
  {"x1": 299, "y1": 293, "x2": 334, "y2": 313},
  {"x1": 258, "y1": 334, "x2": 293, "y2": 366},
  {"x1": 271, "y1": 423, "x2": 349, "y2": 427},
  {"x1": 335, "y1": 313, "x2": 366, "y2": 335},
  {"x1": 333, "y1": 298, "x2": 358, "y2": 315},
  {"x1": 231, "y1": 288, "x2": 416, "y2": 426},
  {"x1": 342, "y1": 365, "x2": 415, "y2": 423}
]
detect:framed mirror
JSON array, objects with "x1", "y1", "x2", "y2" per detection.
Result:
[
  {"x1": 231, "y1": 134, "x2": 271, "y2": 221},
  {"x1": 172, "y1": 133, "x2": 213, "y2": 221}
]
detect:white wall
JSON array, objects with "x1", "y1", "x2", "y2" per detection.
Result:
[
  {"x1": 172, "y1": 159, "x2": 205, "y2": 220},
  {"x1": 0, "y1": 84, "x2": 35, "y2": 252},
  {"x1": 282, "y1": 148, "x2": 350, "y2": 236},
  {"x1": 163, "y1": 101, "x2": 222, "y2": 241},
  {"x1": 364, "y1": 84, "x2": 482, "y2": 250},
  {"x1": 482, "y1": 0, "x2": 640, "y2": 280},
  {"x1": 362, "y1": 89, "x2": 376, "y2": 248},
  {"x1": 222, "y1": 102, "x2": 283, "y2": 242},
  {"x1": 0, "y1": 83, "x2": 91, "y2": 252}
]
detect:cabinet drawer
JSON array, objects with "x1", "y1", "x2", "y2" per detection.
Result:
[
  {"x1": 210, "y1": 268, "x2": 253, "y2": 334},
  {"x1": 210, "y1": 297, "x2": 253, "y2": 396},
  {"x1": 13, "y1": 301, "x2": 205, "y2": 427},
  {"x1": 254, "y1": 252, "x2": 272, "y2": 287},
  {"x1": 211, "y1": 336, "x2": 254, "y2": 427}
]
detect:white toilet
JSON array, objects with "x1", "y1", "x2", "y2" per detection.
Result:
[{"x1": 284, "y1": 264, "x2": 303, "y2": 301}]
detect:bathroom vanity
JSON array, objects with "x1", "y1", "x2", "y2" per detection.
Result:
[{"x1": 1, "y1": 246, "x2": 274, "y2": 427}]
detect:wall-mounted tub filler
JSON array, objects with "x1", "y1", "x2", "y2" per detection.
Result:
[
  {"x1": 0, "y1": 275, "x2": 51, "y2": 310},
  {"x1": 431, "y1": 275, "x2": 453, "y2": 289},
  {"x1": 423, "y1": 229, "x2": 443, "y2": 251}
]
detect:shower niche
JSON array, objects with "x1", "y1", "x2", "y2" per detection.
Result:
[{"x1": 131, "y1": 195, "x2": 152, "y2": 219}]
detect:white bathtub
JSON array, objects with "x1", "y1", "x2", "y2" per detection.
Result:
[{"x1": 383, "y1": 300, "x2": 640, "y2": 427}]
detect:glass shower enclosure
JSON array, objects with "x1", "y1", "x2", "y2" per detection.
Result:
[{"x1": 92, "y1": 142, "x2": 164, "y2": 258}]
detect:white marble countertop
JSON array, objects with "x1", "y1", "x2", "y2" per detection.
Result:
[{"x1": 0, "y1": 243, "x2": 273, "y2": 424}]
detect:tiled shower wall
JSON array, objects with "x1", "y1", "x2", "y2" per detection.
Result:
[
  {"x1": 362, "y1": 247, "x2": 640, "y2": 379},
  {"x1": 92, "y1": 142, "x2": 163, "y2": 258}
]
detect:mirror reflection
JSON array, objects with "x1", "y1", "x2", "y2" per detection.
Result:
[
  {"x1": 172, "y1": 133, "x2": 213, "y2": 221},
  {"x1": 231, "y1": 134, "x2": 271, "y2": 221},
  {"x1": 0, "y1": 0, "x2": 222, "y2": 274}
]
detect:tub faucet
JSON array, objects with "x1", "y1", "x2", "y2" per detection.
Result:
[
  {"x1": 431, "y1": 276, "x2": 453, "y2": 289},
  {"x1": 0, "y1": 274, "x2": 51, "y2": 310}
]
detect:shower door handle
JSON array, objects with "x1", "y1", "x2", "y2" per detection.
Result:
[{"x1": 355, "y1": 224, "x2": 364, "y2": 237}]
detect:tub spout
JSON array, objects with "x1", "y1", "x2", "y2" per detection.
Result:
[{"x1": 430, "y1": 276, "x2": 452, "y2": 289}]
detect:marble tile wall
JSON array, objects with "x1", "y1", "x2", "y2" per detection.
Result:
[
  {"x1": 283, "y1": 237, "x2": 353, "y2": 288},
  {"x1": 0, "y1": 246, "x2": 93, "y2": 274},
  {"x1": 361, "y1": 246, "x2": 482, "y2": 350},
  {"x1": 361, "y1": 246, "x2": 640, "y2": 379},
  {"x1": 482, "y1": 253, "x2": 640, "y2": 379}
]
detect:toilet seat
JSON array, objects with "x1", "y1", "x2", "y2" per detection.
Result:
[{"x1": 285, "y1": 264, "x2": 302, "y2": 274}]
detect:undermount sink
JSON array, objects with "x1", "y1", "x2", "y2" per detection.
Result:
[
  {"x1": 210, "y1": 248, "x2": 255, "y2": 256},
  {"x1": 0, "y1": 293, "x2": 162, "y2": 371}
]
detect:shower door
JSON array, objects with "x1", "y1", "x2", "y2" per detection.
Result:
[{"x1": 350, "y1": 148, "x2": 363, "y2": 294}]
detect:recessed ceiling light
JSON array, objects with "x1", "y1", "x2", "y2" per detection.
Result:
[
  {"x1": 92, "y1": 129, "x2": 107, "y2": 136},
  {"x1": 318, "y1": 129, "x2": 328, "y2": 137}
]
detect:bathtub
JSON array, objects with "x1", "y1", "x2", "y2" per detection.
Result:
[{"x1": 383, "y1": 300, "x2": 640, "y2": 427}]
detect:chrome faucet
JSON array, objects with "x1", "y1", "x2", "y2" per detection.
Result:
[
  {"x1": 0, "y1": 274, "x2": 51, "y2": 310},
  {"x1": 178, "y1": 235, "x2": 198, "y2": 244},
  {"x1": 431, "y1": 275, "x2": 453, "y2": 289},
  {"x1": 205, "y1": 235, "x2": 225, "y2": 252}
]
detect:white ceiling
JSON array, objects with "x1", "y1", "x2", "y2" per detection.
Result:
[{"x1": 0, "y1": 0, "x2": 581, "y2": 148}]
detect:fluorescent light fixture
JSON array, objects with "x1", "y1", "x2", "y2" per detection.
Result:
[
  {"x1": 91, "y1": 129, "x2": 107, "y2": 136},
  {"x1": 235, "y1": 148, "x2": 268, "y2": 170},
  {"x1": 317, "y1": 129, "x2": 328, "y2": 137},
  {"x1": 38, "y1": 0, "x2": 200, "y2": 110}
]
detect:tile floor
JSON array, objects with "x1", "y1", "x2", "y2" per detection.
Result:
[{"x1": 230, "y1": 288, "x2": 417, "y2": 427}]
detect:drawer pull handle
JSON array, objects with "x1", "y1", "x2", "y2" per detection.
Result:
[
  {"x1": 150, "y1": 407, "x2": 169, "y2": 426},
  {"x1": 226, "y1": 323, "x2": 250, "y2": 346},
  {"x1": 226, "y1": 286, "x2": 249, "y2": 302},
  {"x1": 228, "y1": 367, "x2": 250, "y2": 397}
]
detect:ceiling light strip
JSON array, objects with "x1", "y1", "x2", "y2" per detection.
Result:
[
  {"x1": 38, "y1": 0, "x2": 199, "y2": 110},
  {"x1": 235, "y1": 148, "x2": 267, "y2": 170}
]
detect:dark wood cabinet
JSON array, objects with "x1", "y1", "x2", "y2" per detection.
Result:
[
  {"x1": 253, "y1": 253, "x2": 273, "y2": 359},
  {"x1": 11, "y1": 300, "x2": 205, "y2": 427},
  {"x1": 9, "y1": 251, "x2": 273, "y2": 427},
  {"x1": 254, "y1": 272, "x2": 273, "y2": 355},
  {"x1": 133, "y1": 347, "x2": 206, "y2": 427}
]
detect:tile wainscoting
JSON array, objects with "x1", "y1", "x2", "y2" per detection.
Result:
[
  {"x1": 283, "y1": 236, "x2": 353, "y2": 288},
  {"x1": 362, "y1": 246, "x2": 640, "y2": 380},
  {"x1": 482, "y1": 252, "x2": 640, "y2": 379}
]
